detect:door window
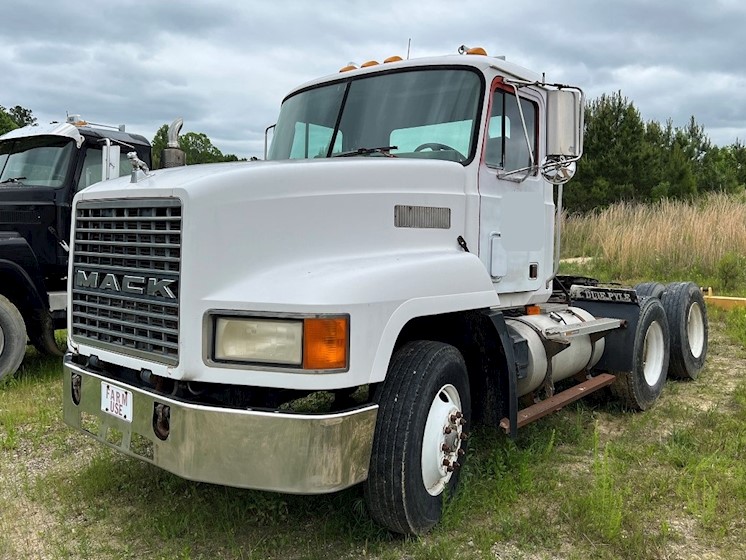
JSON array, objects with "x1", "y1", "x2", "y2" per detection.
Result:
[
  {"x1": 76, "y1": 146, "x2": 132, "y2": 191},
  {"x1": 485, "y1": 90, "x2": 537, "y2": 173}
]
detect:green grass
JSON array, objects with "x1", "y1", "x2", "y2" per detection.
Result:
[
  {"x1": 2, "y1": 317, "x2": 746, "y2": 559},
  {"x1": 720, "y1": 306, "x2": 746, "y2": 346},
  {"x1": 4, "y1": 196, "x2": 746, "y2": 558}
]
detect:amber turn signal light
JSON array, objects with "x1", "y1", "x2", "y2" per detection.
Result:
[{"x1": 303, "y1": 317, "x2": 348, "y2": 370}]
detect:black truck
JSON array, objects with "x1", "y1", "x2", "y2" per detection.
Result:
[{"x1": 0, "y1": 117, "x2": 151, "y2": 378}]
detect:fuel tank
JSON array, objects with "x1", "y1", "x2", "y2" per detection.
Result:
[{"x1": 506, "y1": 307, "x2": 605, "y2": 397}]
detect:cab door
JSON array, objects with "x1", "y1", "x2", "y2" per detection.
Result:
[{"x1": 477, "y1": 81, "x2": 553, "y2": 301}]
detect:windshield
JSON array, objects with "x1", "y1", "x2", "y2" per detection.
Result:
[
  {"x1": 268, "y1": 68, "x2": 483, "y2": 163},
  {"x1": 0, "y1": 136, "x2": 75, "y2": 187}
]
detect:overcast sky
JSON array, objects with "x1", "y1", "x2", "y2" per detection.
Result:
[{"x1": 2, "y1": 0, "x2": 744, "y2": 159}]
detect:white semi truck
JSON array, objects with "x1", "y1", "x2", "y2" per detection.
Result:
[{"x1": 62, "y1": 46, "x2": 708, "y2": 534}]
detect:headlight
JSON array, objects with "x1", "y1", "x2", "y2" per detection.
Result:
[
  {"x1": 212, "y1": 315, "x2": 349, "y2": 370},
  {"x1": 215, "y1": 318, "x2": 303, "y2": 365}
]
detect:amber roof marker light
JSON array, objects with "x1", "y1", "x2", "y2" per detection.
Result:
[{"x1": 458, "y1": 45, "x2": 488, "y2": 56}]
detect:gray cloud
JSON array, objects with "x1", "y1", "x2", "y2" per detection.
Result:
[{"x1": 2, "y1": 0, "x2": 745, "y2": 157}]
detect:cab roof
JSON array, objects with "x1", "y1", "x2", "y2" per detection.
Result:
[{"x1": 0, "y1": 121, "x2": 150, "y2": 148}]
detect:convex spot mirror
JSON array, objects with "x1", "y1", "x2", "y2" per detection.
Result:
[{"x1": 540, "y1": 156, "x2": 577, "y2": 185}]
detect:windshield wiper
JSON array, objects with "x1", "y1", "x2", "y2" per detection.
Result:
[
  {"x1": 332, "y1": 146, "x2": 398, "y2": 158},
  {"x1": 0, "y1": 176, "x2": 26, "y2": 185}
]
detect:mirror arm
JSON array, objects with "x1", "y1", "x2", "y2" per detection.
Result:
[
  {"x1": 264, "y1": 124, "x2": 276, "y2": 160},
  {"x1": 506, "y1": 81, "x2": 535, "y2": 172}
]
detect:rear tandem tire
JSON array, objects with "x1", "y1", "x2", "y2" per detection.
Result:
[
  {"x1": 364, "y1": 341, "x2": 471, "y2": 535},
  {"x1": 661, "y1": 282, "x2": 708, "y2": 380},
  {"x1": 611, "y1": 297, "x2": 670, "y2": 411},
  {"x1": 634, "y1": 282, "x2": 665, "y2": 300},
  {"x1": 0, "y1": 295, "x2": 27, "y2": 381}
]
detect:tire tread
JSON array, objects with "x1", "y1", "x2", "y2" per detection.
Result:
[
  {"x1": 661, "y1": 281, "x2": 708, "y2": 380},
  {"x1": 365, "y1": 341, "x2": 467, "y2": 535},
  {"x1": 0, "y1": 294, "x2": 27, "y2": 380},
  {"x1": 611, "y1": 297, "x2": 670, "y2": 411}
]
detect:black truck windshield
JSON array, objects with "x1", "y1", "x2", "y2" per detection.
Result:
[
  {"x1": 0, "y1": 136, "x2": 75, "y2": 187},
  {"x1": 268, "y1": 68, "x2": 483, "y2": 163}
]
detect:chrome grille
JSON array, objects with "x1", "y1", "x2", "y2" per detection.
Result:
[{"x1": 71, "y1": 199, "x2": 181, "y2": 365}]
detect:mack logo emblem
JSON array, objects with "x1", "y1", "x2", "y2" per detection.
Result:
[{"x1": 75, "y1": 270, "x2": 177, "y2": 299}]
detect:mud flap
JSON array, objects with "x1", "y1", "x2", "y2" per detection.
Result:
[{"x1": 571, "y1": 294, "x2": 642, "y2": 375}]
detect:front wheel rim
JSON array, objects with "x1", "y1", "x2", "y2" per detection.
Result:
[
  {"x1": 421, "y1": 384, "x2": 464, "y2": 497},
  {"x1": 687, "y1": 303, "x2": 706, "y2": 359},
  {"x1": 643, "y1": 320, "x2": 666, "y2": 386}
]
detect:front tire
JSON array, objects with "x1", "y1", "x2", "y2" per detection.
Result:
[
  {"x1": 364, "y1": 341, "x2": 471, "y2": 535},
  {"x1": 611, "y1": 297, "x2": 670, "y2": 410},
  {"x1": 0, "y1": 295, "x2": 27, "y2": 381}
]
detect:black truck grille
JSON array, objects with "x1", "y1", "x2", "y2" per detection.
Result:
[{"x1": 71, "y1": 199, "x2": 182, "y2": 365}]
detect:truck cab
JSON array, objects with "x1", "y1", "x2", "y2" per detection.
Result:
[
  {"x1": 0, "y1": 118, "x2": 151, "y2": 377},
  {"x1": 61, "y1": 47, "x2": 707, "y2": 535},
  {"x1": 267, "y1": 51, "x2": 580, "y2": 304}
]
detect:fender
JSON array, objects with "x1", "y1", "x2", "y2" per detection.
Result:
[
  {"x1": 203, "y1": 247, "x2": 498, "y2": 304},
  {"x1": 191, "y1": 250, "x2": 500, "y2": 389},
  {"x1": 0, "y1": 233, "x2": 48, "y2": 312}
]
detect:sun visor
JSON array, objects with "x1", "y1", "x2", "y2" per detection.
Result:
[{"x1": 0, "y1": 121, "x2": 84, "y2": 148}]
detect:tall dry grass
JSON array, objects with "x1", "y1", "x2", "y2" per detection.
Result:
[{"x1": 561, "y1": 193, "x2": 746, "y2": 285}]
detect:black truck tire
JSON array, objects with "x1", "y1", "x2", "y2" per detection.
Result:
[
  {"x1": 0, "y1": 294, "x2": 27, "y2": 380},
  {"x1": 611, "y1": 297, "x2": 670, "y2": 411},
  {"x1": 364, "y1": 341, "x2": 471, "y2": 535},
  {"x1": 30, "y1": 315, "x2": 64, "y2": 357},
  {"x1": 661, "y1": 282, "x2": 708, "y2": 380},
  {"x1": 634, "y1": 282, "x2": 665, "y2": 300}
]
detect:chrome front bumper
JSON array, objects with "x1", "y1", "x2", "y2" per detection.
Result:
[{"x1": 62, "y1": 357, "x2": 378, "y2": 494}]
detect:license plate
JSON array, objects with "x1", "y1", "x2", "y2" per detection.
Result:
[{"x1": 101, "y1": 382, "x2": 133, "y2": 423}]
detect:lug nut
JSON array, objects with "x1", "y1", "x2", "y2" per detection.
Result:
[
  {"x1": 442, "y1": 458, "x2": 451, "y2": 467},
  {"x1": 459, "y1": 418, "x2": 467, "y2": 426},
  {"x1": 457, "y1": 448, "x2": 465, "y2": 456},
  {"x1": 446, "y1": 466, "x2": 454, "y2": 472},
  {"x1": 444, "y1": 426, "x2": 452, "y2": 434},
  {"x1": 453, "y1": 462, "x2": 461, "y2": 469},
  {"x1": 455, "y1": 411, "x2": 463, "y2": 419},
  {"x1": 441, "y1": 443, "x2": 451, "y2": 453},
  {"x1": 459, "y1": 432, "x2": 469, "y2": 441}
]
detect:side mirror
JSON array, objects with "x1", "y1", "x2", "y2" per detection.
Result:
[
  {"x1": 546, "y1": 89, "x2": 584, "y2": 158},
  {"x1": 102, "y1": 142, "x2": 120, "y2": 180}
]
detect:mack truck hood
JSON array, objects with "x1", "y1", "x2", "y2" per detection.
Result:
[
  {"x1": 0, "y1": 183, "x2": 59, "y2": 223},
  {"x1": 78, "y1": 158, "x2": 492, "y2": 294},
  {"x1": 71, "y1": 158, "x2": 499, "y2": 385},
  {"x1": 75, "y1": 157, "x2": 492, "y2": 303},
  {"x1": 0, "y1": 184, "x2": 65, "y2": 271}
]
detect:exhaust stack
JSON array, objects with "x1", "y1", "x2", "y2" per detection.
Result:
[{"x1": 161, "y1": 118, "x2": 186, "y2": 168}]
